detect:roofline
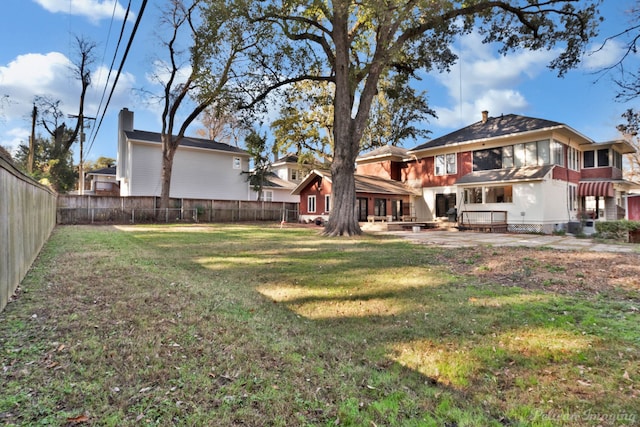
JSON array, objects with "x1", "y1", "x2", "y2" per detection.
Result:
[
  {"x1": 578, "y1": 139, "x2": 637, "y2": 154},
  {"x1": 356, "y1": 153, "x2": 407, "y2": 163},
  {"x1": 125, "y1": 132, "x2": 250, "y2": 157},
  {"x1": 291, "y1": 169, "x2": 331, "y2": 195},
  {"x1": 456, "y1": 176, "x2": 548, "y2": 186},
  {"x1": 408, "y1": 124, "x2": 595, "y2": 157}
]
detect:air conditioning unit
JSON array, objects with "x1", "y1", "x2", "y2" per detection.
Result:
[{"x1": 582, "y1": 219, "x2": 596, "y2": 236}]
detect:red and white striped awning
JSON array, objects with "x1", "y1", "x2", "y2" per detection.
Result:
[{"x1": 578, "y1": 181, "x2": 614, "y2": 197}]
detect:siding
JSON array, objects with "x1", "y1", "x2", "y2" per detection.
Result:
[{"x1": 126, "y1": 141, "x2": 251, "y2": 200}]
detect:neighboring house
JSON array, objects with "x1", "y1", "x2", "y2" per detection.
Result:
[
  {"x1": 256, "y1": 154, "x2": 308, "y2": 203},
  {"x1": 358, "y1": 111, "x2": 639, "y2": 233},
  {"x1": 296, "y1": 111, "x2": 639, "y2": 233},
  {"x1": 292, "y1": 168, "x2": 420, "y2": 223},
  {"x1": 85, "y1": 165, "x2": 119, "y2": 196},
  {"x1": 117, "y1": 108, "x2": 252, "y2": 200}
]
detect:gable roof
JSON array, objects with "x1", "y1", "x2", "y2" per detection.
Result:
[
  {"x1": 409, "y1": 114, "x2": 591, "y2": 153},
  {"x1": 291, "y1": 169, "x2": 419, "y2": 196},
  {"x1": 124, "y1": 130, "x2": 249, "y2": 156},
  {"x1": 357, "y1": 145, "x2": 408, "y2": 162},
  {"x1": 272, "y1": 153, "x2": 300, "y2": 165},
  {"x1": 86, "y1": 166, "x2": 116, "y2": 176},
  {"x1": 456, "y1": 165, "x2": 555, "y2": 185},
  {"x1": 262, "y1": 172, "x2": 296, "y2": 190}
]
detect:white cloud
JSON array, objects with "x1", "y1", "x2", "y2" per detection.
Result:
[
  {"x1": 0, "y1": 52, "x2": 73, "y2": 118},
  {"x1": 0, "y1": 51, "x2": 137, "y2": 156},
  {"x1": 145, "y1": 60, "x2": 193, "y2": 88},
  {"x1": 427, "y1": 32, "x2": 558, "y2": 128},
  {"x1": 436, "y1": 89, "x2": 528, "y2": 128},
  {"x1": 33, "y1": 0, "x2": 132, "y2": 24},
  {"x1": 581, "y1": 39, "x2": 627, "y2": 70},
  {"x1": 0, "y1": 127, "x2": 30, "y2": 154}
]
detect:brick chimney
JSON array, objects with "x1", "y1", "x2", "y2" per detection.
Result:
[{"x1": 481, "y1": 110, "x2": 489, "y2": 124}]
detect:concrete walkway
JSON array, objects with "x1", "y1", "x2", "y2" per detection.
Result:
[{"x1": 380, "y1": 229, "x2": 640, "y2": 253}]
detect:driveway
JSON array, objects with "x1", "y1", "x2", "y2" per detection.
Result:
[{"x1": 381, "y1": 229, "x2": 640, "y2": 253}]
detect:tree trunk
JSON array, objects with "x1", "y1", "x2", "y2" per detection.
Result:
[
  {"x1": 324, "y1": 2, "x2": 361, "y2": 236},
  {"x1": 159, "y1": 134, "x2": 177, "y2": 214}
]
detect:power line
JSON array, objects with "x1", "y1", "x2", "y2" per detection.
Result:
[
  {"x1": 86, "y1": 0, "x2": 147, "y2": 159},
  {"x1": 87, "y1": 0, "x2": 133, "y2": 147}
]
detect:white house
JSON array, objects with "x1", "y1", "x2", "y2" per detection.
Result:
[
  {"x1": 117, "y1": 108, "x2": 252, "y2": 200},
  {"x1": 256, "y1": 154, "x2": 309, "y2": 203}
]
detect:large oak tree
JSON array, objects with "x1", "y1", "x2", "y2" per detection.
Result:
[{"x1": 223, "y1": 0, "x2": 601, "y2": 236}]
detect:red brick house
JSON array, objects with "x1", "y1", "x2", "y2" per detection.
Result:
[
  {"x1": 292, "y1": 168, "x2": 419, "y2": 224},
  {"x1": 292, "y1": 112, "x2": 640, "y2": 233}
]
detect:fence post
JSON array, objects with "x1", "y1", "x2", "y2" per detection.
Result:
[{"x1": 131, "y1": 209, "x2": 134, "y2": 224}]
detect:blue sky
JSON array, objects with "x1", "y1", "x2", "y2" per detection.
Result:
[{"x1": 1, "y1": 0, "x2": 639, "y2": 165}]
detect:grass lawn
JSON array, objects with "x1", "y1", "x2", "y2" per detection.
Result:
[{"x1": 1, "y1": 224, "x2": 638, "y2": 426}]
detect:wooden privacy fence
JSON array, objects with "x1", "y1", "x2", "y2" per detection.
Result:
[
  {"x1": 57, "y1": 195, "x2": 299, "y2": 225},
  {"x1": 1, "y1": 153, "x2": 57, "y2": 313}
]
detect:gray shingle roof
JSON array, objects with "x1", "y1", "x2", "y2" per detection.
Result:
[
  {"x1": 456, "y1": 165, "x2": 555, "y2": 185},
  {"x1": 354, "y1": 174, "x2": 419, "y2": 195},
  {"x1": 262, "y1": 172, "x2": 296, "y2": 189},
  {"x1": 410, "y1": 114, "x2": 565, "y2": 152},
  {"x1": 124, "y1": 130, "x2": 249, "y2": 155},
  {"x1": 291, "y1": 169, "x2": 420, "y2": 196},
  {"x1": 358, "y1": 145, "x2": 408, "y2": 161},
  {"x1": 86, "y1": 166, "x2": 116, "y2": 176}
]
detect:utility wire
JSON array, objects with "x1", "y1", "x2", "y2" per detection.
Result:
[
  {"x1": 86, "y1": 0, "x2": 147, "y2": 158},
  {"x1": 87, "y1": 0, "x2": 132, "y2": 148}
]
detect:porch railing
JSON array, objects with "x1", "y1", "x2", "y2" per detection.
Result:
[{"x1": 458, "y1": 210, "x2": 508, "y2": 232}]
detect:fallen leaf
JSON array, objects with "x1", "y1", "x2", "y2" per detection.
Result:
[
  {"x1": 623, "y1": 371, "x2": 631, "y2": 381},
  {"x1": 66, "y1": 414, "x2": 89, "y2": 423}
]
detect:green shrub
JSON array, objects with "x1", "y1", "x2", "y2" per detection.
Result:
[{"x1": 595, "y1": 220, "x2": 640, "y2": 241}]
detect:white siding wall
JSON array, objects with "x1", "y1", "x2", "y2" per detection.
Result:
[
  {"x1": 124, "y1": 141, "x2": 250, "y2": 200},
  {"x1": 270, "y1": 189, "x2": 300, "y2": 203},
  {"x1": 459, "y1": 180, "x2": 571, "y2": 232}
]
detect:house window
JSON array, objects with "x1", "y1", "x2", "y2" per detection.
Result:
[
  {"x1": 485, "y1": 186, "x2": 512, "y2": 203},
  {"x1": 568, "y1": 184, "x2": 578, "y2": 211},
  {"x1": 513, "y1": 140, "x2": 550, "y2": 167},
  {"x1": 473, "y1": 148, "x2": 501, "y2": 171},
  {"x1": 308, "y1": 195, "x2": 316, "y2": 213},
  {"x1": 552, "y1": 140, "x2": 564, "y2": 166},
  {"x1": 584, "y1": 149, "x2": 611, "y2": 168},
  {"x1": 435, "y1": 153, "x2": 456, "y2": 175},
  {"x1": 263, "y1": 190, "x2": 273, "y2": 202},
  {"x1": 613, "y1": 151, "x2": 623, "y2": 169},
  {"x1": 583, "y1": 150, "x2": 595, "y2": 168},
  {"x1": 538, "y1": 141, "x2": 551, "y2": 165},
  {"x1": 464, "y1": 187, "x2": 483, "y2": 204},
  {"x1": 525, "y1": 142, "x2": 538, "y2": 165},
  {"x1": 233, "y1": 157, "x2": 241, "y2": 169},
  {"x1": 290, "y1": 169, "x2": 299, "y2": 181},
  {"x1": 568, "y1": 146, "x2": 579, "y2": 171},
  {"x1": 502, "y1": 146, "x2": 514, "y2": 168},
  {"x1": 325, "y1": 195, "x2": 331, "y2": 212},
  {"x1": 374, "y1": 198, "x2": 387, "y2": 216},
  {"x1": 597, "y1": 149, "x2": 609, "y2": 167}
]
